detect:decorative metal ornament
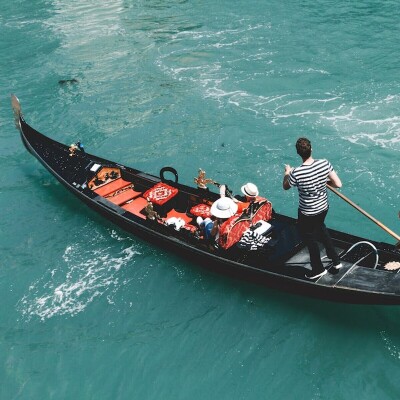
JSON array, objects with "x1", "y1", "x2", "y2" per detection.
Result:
[{"x1": 194, "y1": 168, "x2": 214, "y2": 189}]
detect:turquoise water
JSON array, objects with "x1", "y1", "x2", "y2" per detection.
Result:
[{"x1": 1, "y1": 0, "x2": 400, "y2": 398}]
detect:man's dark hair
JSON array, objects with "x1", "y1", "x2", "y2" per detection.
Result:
[{"x1": 296, "y1": 137, "x2": 312, "y2": 159}]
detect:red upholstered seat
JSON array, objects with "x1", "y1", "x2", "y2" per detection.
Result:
[
  {"x1": 94, "y1": 178, "x2": 131, "y2": 197},
  {"x1": 143, "y1": 182, "x2": 178, "y2": 206},
  {"x1": 122, "y1": 197, "x2": 148, "y2": 219},
  {"x1": 107, "y1": 189, "x2": 142, "y2": 206},
  {"x1": 190, "y1": 203, "x2": 211, "y2": 218}
]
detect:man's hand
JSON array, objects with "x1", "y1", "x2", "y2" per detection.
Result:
[{"x1": 284, "y1": 164, "x2": 293, "y2": 176}]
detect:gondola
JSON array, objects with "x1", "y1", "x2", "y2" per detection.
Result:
[{"x1": 12, "y1": 95, "x2": 400, "y2": 305}]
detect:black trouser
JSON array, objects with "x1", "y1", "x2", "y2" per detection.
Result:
[{"x1": 297, "y1": 208, "x2": 340, "y2": 273}]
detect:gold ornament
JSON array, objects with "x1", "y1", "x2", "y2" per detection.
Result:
[
  {"x1": 144, "y1": 199, "x2": 160, "y2": 221},
  {"x1": 69, "y1": 143, "x2": 78, "y2": 157},
  {"x1": 194, "y1": 169, "x2": 214, "y2": 189}
]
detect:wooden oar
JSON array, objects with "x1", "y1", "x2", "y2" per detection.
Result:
[{"x1": 327, "y1": 184, "x2": 400, "y2": 247}]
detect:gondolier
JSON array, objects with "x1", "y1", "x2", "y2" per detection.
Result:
[{"x1": 283, "y1": 137, "x2": 342, "y2": 279}]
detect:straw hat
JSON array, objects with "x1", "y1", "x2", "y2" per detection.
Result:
[
  {"x1": 241, "y1": 182, "x2": 259, "y2": 197},
  {"x1": 210, "y1": 197, "x2": 238, "y2": 219}
]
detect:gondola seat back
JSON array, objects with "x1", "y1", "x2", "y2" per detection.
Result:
[
  {"x1": 94, "y1": 178, "x2": 131, "y2": 197},
  {"x1": 106, "y1": 188, "x2": 142, "y2": 206}
]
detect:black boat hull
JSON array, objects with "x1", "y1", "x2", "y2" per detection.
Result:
[{"x1": 15, "y1": 101, "x2": 400, "y2": 305}]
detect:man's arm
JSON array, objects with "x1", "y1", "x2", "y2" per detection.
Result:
[
  {"x1": 328, "y1": 170, "x2": 342, "y2": 188},
  {"x1": 283, "y1": 164, "x2": 293, "y2": 190}
]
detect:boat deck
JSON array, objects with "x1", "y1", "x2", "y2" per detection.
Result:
[{"x1": 283, "y1": 244, "x2": 400, "y2": 294}]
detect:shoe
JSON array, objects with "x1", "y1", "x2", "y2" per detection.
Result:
[
  {"x1": 333, "y1": 262, "x2": 342, "y2": 270},
  {"x1": 305, "y1": 269, "x2": 327, "y2": 280}
]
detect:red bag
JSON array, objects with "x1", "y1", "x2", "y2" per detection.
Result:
[{"x1": 218, "y1": 200, "x2": 272, "y2": 250}]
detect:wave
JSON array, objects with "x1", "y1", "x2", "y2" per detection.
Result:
[
  {"x1": 18, "y1": 228, "x2": 141, "y2": 321},
  {"x1": 156, "y1": 20, "x2": 400, "y2": 152}
]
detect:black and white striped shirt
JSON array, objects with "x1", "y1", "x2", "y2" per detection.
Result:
[{"x1": 288, "y1": 159, "x2": 333, "y2": 216}]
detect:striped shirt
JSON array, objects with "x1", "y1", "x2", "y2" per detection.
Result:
[{"x1": 288, "y1": 159, "x2": 333, "y2": 215}]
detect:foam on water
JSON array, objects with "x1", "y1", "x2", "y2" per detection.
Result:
[
  {"x1": 18, "y1": 228, "x2": 141, "y2": 321},
  {"x1": 160, "y1": 42, "x2": 400, "y2": 150},
  {"x1": 322, "y1": 94, "x2": 400, "y2": 151},
  {"x1": 155, "y1": 13, "x2": 400, "y2": 157}
]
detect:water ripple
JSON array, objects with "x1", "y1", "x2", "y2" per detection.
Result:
[{"x1": 18, "y1": 229, "x2": 141, "y2": 321}]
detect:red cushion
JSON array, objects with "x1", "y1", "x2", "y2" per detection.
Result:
[
  {"x1": 166, "y1": 209, "x2": 197, "y2": 233},
  {"x1": 166, "y1": 209, "x2": 193, "y2": 224},
  {"x1": 190, "y1": 204, "x2": 211, "y2": 218},
  {"x1": 143, "y1": 182, "x2": 178, "y2": 206}
]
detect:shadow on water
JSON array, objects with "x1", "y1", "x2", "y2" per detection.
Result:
[{"x1": 233, "y1": 278, "x2": 400, "y2": 337}]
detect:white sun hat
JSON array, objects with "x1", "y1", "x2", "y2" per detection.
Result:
[
  {"x1": 241, "y1": 182, "x2": 259, "y2": 197},
  {"x1": 210, "y1": 197, "x2": 238, "y2": 219}
]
